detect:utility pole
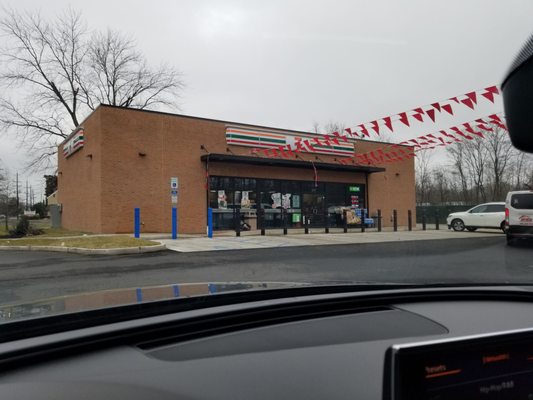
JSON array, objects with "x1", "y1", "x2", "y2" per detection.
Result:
[
  {"x1": 25, "y1": 180, "x2": 28, "y2": 211},
  {"x1": 15, "y1": 172, "x2": 19, "y2": 220}
]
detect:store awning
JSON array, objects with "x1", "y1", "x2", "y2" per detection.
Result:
[{"x1": 200, "y1": 153, "x2": 385, "y2": 173}]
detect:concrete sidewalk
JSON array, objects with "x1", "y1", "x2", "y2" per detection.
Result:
[{"x1": 156, "y1": 229, "x2": 502, "y2": 253}]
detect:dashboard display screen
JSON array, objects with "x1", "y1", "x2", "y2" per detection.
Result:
[{"x1": 387, "y1": 330, "x2": 533, "y2": 399}]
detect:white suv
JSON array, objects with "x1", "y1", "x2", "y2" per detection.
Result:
[
  {"x1": 447, "y1": 202, "x2": 506, "y2": 232},
  {"x1": 505, "y1": 190, "x2": 533, "y2": 245}
]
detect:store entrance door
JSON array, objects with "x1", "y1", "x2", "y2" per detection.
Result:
[{"x1": 302, "y1": 193, "x2": 325, "y2": 227}]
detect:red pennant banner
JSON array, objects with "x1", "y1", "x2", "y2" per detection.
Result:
[
  {"x1": 359, "y1": 124, "x2": 370, "y2": 137},
  {"x1": 449, "y1": 97, "x2": 459, "y2": 104},
  {"x1": 332, "y1": 137, "x2": 340, "y2": 145},
  {"x1": 431, "y1": 102, "x2": 441, "y2": 112},
  {"x1": 426, "y1": 108, "x2": 436, "y2": 122},
  {"x1": 481, "y1": 91, "x2": 495, "y2": 103},
  {"x1": 461, "y1": 98, "x2": 475, "y2": 110},
  {"x1": 371, "y1": 121, "x2": 380, "y2": 135},
  {"x1": 442, "y1": 103, "x2": 454, "y2": 115},
  {"x1": 412, "y1": 113, "x2": 424, "y2": 122},
  {"x1": 383, "y1": 116, "x2": 393, "y2": 132},
  {"x1": 465, "y1": 91, "x2": 477, "y2": 104},
  {"x1": 485, "y1": 85, "x2": 499, "y2": 94},
  {"x1": 399, "y1": 112, "x2": 410, "y2": 127}
]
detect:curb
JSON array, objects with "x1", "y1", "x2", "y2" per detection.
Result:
[{"x1": 0, "y1": 244, "x2": 167, "y2": 255}]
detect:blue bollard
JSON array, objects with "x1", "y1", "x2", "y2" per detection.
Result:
[
  {"x1": 207, "y1": 207, "x2": 213, "y2": 238},
  {"x1": 172, "y1": 207, "x2": 177, "y2": 239},
  {"x1": 134, "y1": 208, "x2": 140, "y2": 238}
]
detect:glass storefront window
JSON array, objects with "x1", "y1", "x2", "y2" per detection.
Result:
[{"x1": 208, "y1": 176, "x2": 365, "y2": 230}]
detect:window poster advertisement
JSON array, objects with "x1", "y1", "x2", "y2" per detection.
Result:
[
  {"x1": 271, "y1": 192, "x2": 282, "y2": 208},
  {"x1": 346, "y1": 210, "x2": 361, "y2": 225},
  {"x1": 292, "y1": 194, "x2": 300, "y2": 208},
  {"x1": 217, "y1": 190, "x2": 227, "y2": 209},
  {"x1": 282, "y1": 193, "x2": 292, "y2": 209},
  {"x1": 241, "y1": 191, "x2": 251, "y2": 208}
]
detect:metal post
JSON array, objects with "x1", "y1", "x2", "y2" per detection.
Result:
[
  {"x1": 343, "y1": 210, "x2": 348, "y2": 233},
  {"x1": 408, "y1": 210, "x2": 412, "y2": 231},
  {"x1": 282, "y1": 208, "x2": 288, "y2": 235},
  {"x1": 172, "y1": 207, "x2": 177, "y2": 239},
  {"x1": 134, "y1": 208, "x2": 140, "y2": 238},
  {"x1": 361, "y1": 209, "x2": 365, "y2": 233},
  {"x1": 435, "y1": 211, "x2": 440, "y2": 230},
  {"x1": 422, "y1": 211, "x2": 426, "y2": 231},
  {"x1": 207, "y1": 207, "x2": 213, "y2": 238},
  {"x1": 377, "y1": 209, "x2": 382, "y2": 232},
  {"x1": 260, "y1": 208, "x2": 265, "y2": 236},
  {"x1": 393, "y1": 209, "x2": 398, "y2": 232},
  {"x1": 235, "y1": 207, "x2": 241, "y2": 237},
  {"x1": 304, "y1": 214, "x2": 309, "y2": 234},
  {"x1": 324, "y1": 208, "x2": 329, "y2": 234}
]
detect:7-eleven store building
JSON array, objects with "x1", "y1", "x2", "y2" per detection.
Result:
[{"x1": 57, "y1": 105, "x2": 415, "y2": 234}]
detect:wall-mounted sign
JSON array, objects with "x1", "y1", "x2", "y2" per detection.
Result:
[
  {"x1": 225, "y1": 127, "x2": 354, "y2": 157},
  {"x1": 170, "y1": 177, "x2": 178, "y2": 189},
  {"x1": 63, "y1": 129, "x2": 85, "y2": 158},
  {"x1": 349, "y1": 186, "x2": 361, "y2": 192}
]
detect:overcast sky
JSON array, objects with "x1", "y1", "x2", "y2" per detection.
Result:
[{"x1": 1, "y1": 0, "x2": 532, "y2": 199}]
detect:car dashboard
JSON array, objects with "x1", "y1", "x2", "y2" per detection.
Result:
[{"x1": 2, "y1": 287, "x2": 533, "y2": 399}]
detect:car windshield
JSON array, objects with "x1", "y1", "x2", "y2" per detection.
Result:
[{"x1": 0, "y1": 0, "x2": 533, "y2": 322}]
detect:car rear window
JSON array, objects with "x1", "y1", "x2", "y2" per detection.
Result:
[{"x1": 510, "y1": 193, "x2": 533, "y2": 210}]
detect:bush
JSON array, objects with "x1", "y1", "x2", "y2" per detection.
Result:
[{"x1": 8, "y1": 217, "x2": 43, "y2": 238}]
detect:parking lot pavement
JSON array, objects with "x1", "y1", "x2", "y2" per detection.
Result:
[{"x1": 157, "y1": 229, "x2": 501, "y2": 253}]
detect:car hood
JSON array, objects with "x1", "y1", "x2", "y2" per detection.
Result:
[
  {"x1": 0, "y1": 282, "x2": 311, "y2": 323},
  {"x1": 448, "y1": 211, "x2": 468, "y2": 218}
]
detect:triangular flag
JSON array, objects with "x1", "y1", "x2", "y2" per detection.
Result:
[
  {"x1": 344, "y1": 128, "x2": 357, "y2": 139},
  {"x1": 465, "y1": 91, "x2": 477, "y2": 104},
  {"x1": 477, "y1": 123, "x2": 493, "y2": 132},
  {"x1": 313, "y1": 138, "x2": 322, "y2": 146},
  {"x1": 442, "y1": 104, "x2": 454, "y2": 115},
  {"x1": 359, "y1": 124, "x2": 370, "y2": 137},
  {"x1": 371, "y1": 121, "x2": 380, "y2": 135},
  {"x1": 413, "y1": 107, "x2": 424, "y2": 114},
  {"x1": 398, "y1": 112, "x2": 410, "y2": 127},
  {"x1": 426, "y1": 134, "x2": 437, "y2": 139},
  {"x1": 431, "y1": 102, "x2": 441, "y2": 112},
  {"x1": 332, "y1": 137, "x2": 340, "y2": 145},
  {"x1": 485, "y1": 85, "x2": 499, "y2": 94},
  {"x1": 488, "y1": 114, "x2": 502, "y2": 122},
  {"x1": 449, "y1": 97, "x2": 459, "y2": 103},
  {"x1": 461, "y1": 98, "x2": 475, "y2": 110},
  {"x1": 412, "y1": 113, "x2": 424, "y2": 122},
  {"x1": 383, "y1": 116, "x2": 393, "y2": 132},
  {"x1": 481, "y1": 91, "x2": 495, "y2": 103},
  {"x1": 426, "y1": 109, "x2": 436, "y2": 122}
]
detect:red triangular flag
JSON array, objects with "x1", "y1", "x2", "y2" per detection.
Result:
[
  {"x1": 481, "y1": 91, "x2": 495, "y2": 103},
  {"x1": 371, "y1": 121, "x2": 380, "y2": 135},
  {"x1": 465, "y1": 91, "x2": 477, "y2": 104},
  {"x1": 449, "y1": 97, "x2": 459, "y2": 104},
  {"x1": 412, "y1": 112, "x2": 424, "y2": 122},
  {"x1": 461, "y1": 98, "x2": 475, "y2": 110},
  {"x1": 383, "y1": 116, "x2": 393, "y2": 132},
  {"x1": 332, "y1": 137, "x2": 340, "y2": 145},
  {"x1": 426, "y1": 108, "x2": 436, "y2": 122},
  {"x1": 485, "y1": 85, "x2": 499, "y2": 94},
  {"x1": 413, "y1": 107, "x2": 424, "y2": 114},
  {"x1": 426, "y1": 134, "x2": 437, "y2": 139},
  {"x1": 313, "y1": 138, "x2": 322, "y2": 146},
  {"x1": 488, "y1": 114, "x2": 502, "y2": 123},
  {"x1": 477, "y1": 123, "x2": 493, "y2": 132},
  {"x1": 344, "y1": 128, "x2": 357, "y2": 139},
  {"x1": 359, "y1": 124, "x2": 370, "y2": 137},
  {"x1": 431, "y1": 102, "x2": 441, "y2": 112},
  {"x1": 442, "y1": 104, "x2": 454, "y2": 115},
  {"x1": 398, "y1": 112, "x2": 410, "y2": 127}
]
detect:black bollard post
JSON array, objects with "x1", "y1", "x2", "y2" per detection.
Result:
[
  {"x1": 408, "y1": 210, "x2": 412, "y2": 231},
  {"x1": 324, "y1": 208, "x2": 329, "y2": 234},
  {"x1": 422, "y1": 211, "x2": 426, "y2": 231},
  {"x1": 283, "y1": 209, "x2": 288, "y2": 235},
  {"x1": 361, "y1": 209, "x2": 365, "y2": 233},
  {"x1": 235, "y1": 207, "x2": 241, "y2": 237},
  {"x1": 435, "y1": 211, "x2": 440, "y2": 230},
  {"x1": 260, "y1": 208, "x2": 265, "y2": 236},
  {"x1": 377, "y1": 209, "x2": 382, "y2": 232},
  {"x1": 343, "y1": 210, "x2": 348, "y2": 233},
  {"x1": 304, "y1": 214, "x2": 309, "y2": 234},
  {"x1": 393, "y1": 209, "x2": 398, "y2": 232}
]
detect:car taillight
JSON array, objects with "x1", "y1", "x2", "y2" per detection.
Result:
[{"x1": 505, "y1": 208, "x2": 509, "y2": 225}]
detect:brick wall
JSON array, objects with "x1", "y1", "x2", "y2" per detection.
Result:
[{"x1": 58, "y1": 105, "x2": 416, "y2": 233}]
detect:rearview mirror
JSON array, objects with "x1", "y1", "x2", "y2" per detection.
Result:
[{"x1": 502, "y1": 35, "x2": 533, "y2": 153}]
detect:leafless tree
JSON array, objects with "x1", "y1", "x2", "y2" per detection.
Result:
[
  {"x1": 415, "y1": 149, "x2": 433, "y2": 204},
  {"x1": 0, "y1": 8, "x2": 184, "y2": 171}
]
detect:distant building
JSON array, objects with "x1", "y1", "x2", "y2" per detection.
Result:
[{"x1": 57, "y1": 105, "x2": 416, "y2": 234}]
